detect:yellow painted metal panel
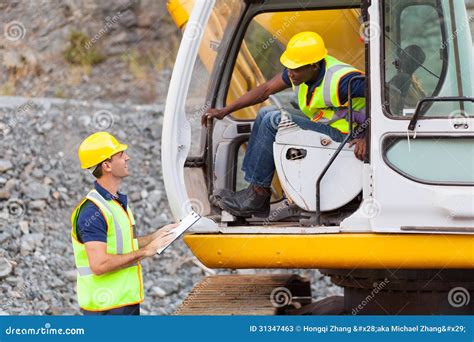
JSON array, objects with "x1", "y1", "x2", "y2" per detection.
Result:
[
  {"x1": 184, "y1": 233, "x2": 474, "y2": 269},
  {"x1": 253, "y1": 9, "x2": 365, "y2": 70}
]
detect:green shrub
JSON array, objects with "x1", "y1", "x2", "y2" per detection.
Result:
[{"x1": 63, "y1": 31, "x2": 106, "y2": 66}]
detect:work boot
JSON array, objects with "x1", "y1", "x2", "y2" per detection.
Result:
[
  {"x1": 210, "y1": 188, "x2": 232, "y2": 206},
  {"x1": 220, "y1": 185, "x2": 270, "y2": 218},
  {"x1": 211, "y1": 186, "x2": 254, "y2": 206}
]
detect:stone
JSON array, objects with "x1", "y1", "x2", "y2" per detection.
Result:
[
  {"x1": 31, "y1": 169, "x2": 44, "y2": 178},
  {"x1": 29, "y1": 200, "x2": 46, "y2": 211},
  {"x1": 35, "y1": 301, "x2": 49, "y2": 311},
  {"x1": 0, "y1": 189, "x2": 10, "y2": 199},
  {"x1": 0, "y1": 233, "x2": 10, "y2": 244},
  {"x1": 118, "y1": 9, "x2": 138, "y2": 28},
  {"x1": 65, "y1": 270, "x2": 77, "y2": 282},
  {"x1": 5, "y1": 277, "x2": 18, "y2": 286},
  {"x1": 22, "y1": 182, "x2": 50, "y2": 200},
  {"x1": 150, "y1": 286, "x2": 166, "y2": 298},
  {"x1": 159, "y1": 278, "x2": 180, "y2": 295},
  {"x1": 41, "y1": 121, "x2": 53, "y2": 132},
  {"x1": 20, "y1": 233, "x2": 44, "y2": 255},
  {"x1": 0, "y1": 160, "x2": 13, "y2": 172},
  {"x1": 4, "y1": 179, "x2": 16, "y2": 192},
  {"x1": 148, "y1": 189, "x2": 162, "y2": 203},
  {"x1": 0, "y1": 258, "x2": 13, "y2": 278},
  {"x1": 50, "y1": 278, "x2": 65, "y2": 288},
  {"x1": 19, "y1": 221, "x2": 29, "y2": 235},
  {"x1": 129, "y1": 192, "x2": 141, "y2": 202}
]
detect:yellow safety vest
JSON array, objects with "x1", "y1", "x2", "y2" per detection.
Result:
[
  {"x1": 294, "y1": 55, "x2": 365, "y2": 134},
  {"x1": 70, "y1": 189, "x2": 144, "y2": 311}
]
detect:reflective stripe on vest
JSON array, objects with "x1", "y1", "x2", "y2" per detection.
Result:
[
  {"x1": 77, "y1": 263, "x2": 139, "y2": 276},
  {"x1": 70, "y1": 189, "x2": 143, "y2": 311},
  {"x1": 294, "y1": 55, "x2": 365, "y2": 134}
]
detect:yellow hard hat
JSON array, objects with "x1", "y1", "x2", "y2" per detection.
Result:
[
  {"x1": 280, "y1": 32, "x2": 328, "y2": 69},
  {"x1": 78, "y1": 132, "x2": 128, "y2": 169}
]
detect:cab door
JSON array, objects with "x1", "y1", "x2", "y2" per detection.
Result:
[
  {"x1": 356, "y1": 0, "x2": 474, "y2": 232},
  {"x1": 162, "y1": 0, "x2": 245, "y2": 220}
]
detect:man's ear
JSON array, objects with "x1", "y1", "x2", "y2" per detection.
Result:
[{"x1": 101, "y1": 160, "x2": 112, "y2": 173}]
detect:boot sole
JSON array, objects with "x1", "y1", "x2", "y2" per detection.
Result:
[{"x1": 223, "y1": 206, "x2": 270, "y2": 219}]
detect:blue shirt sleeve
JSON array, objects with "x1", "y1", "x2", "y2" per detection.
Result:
[
  {"x1": 338, "y1": 72, "x2": 365, "y2": 105},
  {"x1": 281, "y1": 68, "x2": 291, "y2": 86},
  {"x1": 76, "y1": 200, "x2": 108, "y2": 243}
]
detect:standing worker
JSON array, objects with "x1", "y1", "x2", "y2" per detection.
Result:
[
  {"x1": 71, "y1": 132, "x2": 177, "y2": 315},
  {"x1": 202, "y1": 32, "x2": 368, "y2": 217}
]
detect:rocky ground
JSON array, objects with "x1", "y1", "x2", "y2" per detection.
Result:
[{"x1": 0, "y1": 96, "x2": 342, "y2": 315}]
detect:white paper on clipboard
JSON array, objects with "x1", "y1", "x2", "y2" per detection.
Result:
[{"x1": 156, "y1": 211, "x2": 201, "y2": 254}]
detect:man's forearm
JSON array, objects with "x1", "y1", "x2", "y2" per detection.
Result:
[
  {"x1": 92, "y1": 249, "x2": 148, "y2": 275},
  {"x1": 225, "y1": 84, "x2": 269, "y2": 114}
]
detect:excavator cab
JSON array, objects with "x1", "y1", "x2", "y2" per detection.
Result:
[{"x1": 162, "y1": 0, "x2": 474, "y2": 314}]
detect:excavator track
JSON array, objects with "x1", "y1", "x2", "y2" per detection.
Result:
[{"x1": 175, "y1": 274, "x2": 312, "y2": 315}]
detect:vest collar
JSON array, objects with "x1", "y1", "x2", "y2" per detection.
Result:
[{"x1": 94, "y1": 181, "x2": 128, "y2": 208}]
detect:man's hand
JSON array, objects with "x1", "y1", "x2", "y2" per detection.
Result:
[
  {"x1": 349, "y1": 138, "x2": 367, "y2": 161},
  {"x1": 201, "y1": 108, "x2": 228, "y2": 127},
  {"x1": 143, "y1": 232, "x2": 176, "y2": 257},
  {"x1": 153, "y1": 223, "x2": 179, "y2": 239},
  {"x1": 138, "y1": 223, "x2": 179, "y2": 249}
]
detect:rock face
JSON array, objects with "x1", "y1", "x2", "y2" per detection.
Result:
[
  {"x1": 0, "y1": 0, "x2": 180, "y2": 104},
  {"x1": 0, "y1": 97, "x2": 342, "y2": 315}
]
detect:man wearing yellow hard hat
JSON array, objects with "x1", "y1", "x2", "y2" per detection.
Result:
[
  {"x1": 202, "y1": 32, "x2": 367, "y2": 217},
  {"x1": 71, "y1": 132, "x2": 177, "y2": 315}
]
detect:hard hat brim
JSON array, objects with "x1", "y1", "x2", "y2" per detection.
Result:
[
  {"x1": 81, "y1": 143, "x2": 128, "y2": 169},
  {"x1": 280, "y1": 49, "x2": 328, "y2": 69}
]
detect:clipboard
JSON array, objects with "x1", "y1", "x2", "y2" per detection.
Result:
[{"x1": 156, "y1": 211, "x2": 201, "y2": 254}]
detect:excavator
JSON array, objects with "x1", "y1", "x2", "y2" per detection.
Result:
[{"x1": 161, "y1": 0, "x2": 474, "y2": 314}]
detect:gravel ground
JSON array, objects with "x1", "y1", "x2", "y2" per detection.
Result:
[{"x1": 0, "y1": 96, "x2": 342, "y2": 315}]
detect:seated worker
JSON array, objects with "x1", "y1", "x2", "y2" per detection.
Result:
[{"x1": 201, "y1": 32, "x2": 367, "y2": 218}]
